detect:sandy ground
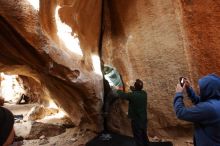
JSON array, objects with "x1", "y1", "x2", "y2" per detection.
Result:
[
  {"x1": 17, "y1": 131, "x2": 193, "y2": 146},
  {"x1": 20, "y1": 128, "x2": 96, "y2": 146},
  {"x1": 3, "y1": 103, "x2": 193, "y2": 146}
]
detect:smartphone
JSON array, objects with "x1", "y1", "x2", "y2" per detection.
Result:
[{"x1": 179, "y1": 77, "x2": 185, "y2": 87}]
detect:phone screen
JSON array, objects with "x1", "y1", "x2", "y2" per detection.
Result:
[{"x1": 179, "y1": 77, "x2": 185, "y2": 87}]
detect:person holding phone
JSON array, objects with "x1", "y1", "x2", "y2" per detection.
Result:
[{"x1": 173, "y1": 74, "x2": 220, "y2": 146}]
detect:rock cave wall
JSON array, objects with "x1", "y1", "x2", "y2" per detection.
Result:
[
  {"x1": 177, "y1": 0, "x2": 220, "y2": 86},
  {"x1": 19, "y1": 75, "x2": 45, "y2": 104},
  {"x1": 102, "y1": 0, "x2": 220, "y2": 138},
  {"x1": 0, "y1": 0, "x2": 103, "y2": 132},
  {"x1": 0, "y1": 0, "x2": 220, "y2": 140}
]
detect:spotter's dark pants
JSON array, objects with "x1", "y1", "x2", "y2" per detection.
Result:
[{"x1": 131, "y1": 120, "x2": 149, "y2": 146}]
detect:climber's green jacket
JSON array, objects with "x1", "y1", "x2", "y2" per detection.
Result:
[{"x1": 117, "y1": 90, "x2": 147, "y2": 122}]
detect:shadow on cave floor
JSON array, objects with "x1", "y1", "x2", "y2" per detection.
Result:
[{"x1": 86, "y1": 132, "x2": 173, "y2": 146}]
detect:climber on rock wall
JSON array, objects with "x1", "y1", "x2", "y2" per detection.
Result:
[{"x1": 116, "y1": 79, "x2": 149, "y2": 146}]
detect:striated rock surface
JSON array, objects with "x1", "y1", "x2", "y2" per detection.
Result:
[
  {"x1": 177, "y1": 0, "x2": 220, "y2": 85},
  {"x1": 102, "y1": 0, "x2": 190, "y2": 137},
  {"x1": 102, "y1": 0, "x2": 220, "y2": 138}
]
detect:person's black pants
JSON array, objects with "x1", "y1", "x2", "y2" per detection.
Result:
[{"x1": 131, "y1": 120, "x2": 149, "y2": 146}]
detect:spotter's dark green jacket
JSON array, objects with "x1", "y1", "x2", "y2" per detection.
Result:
[{"x1": 117, "y1": 90, "x2": 147, "y2": 122}]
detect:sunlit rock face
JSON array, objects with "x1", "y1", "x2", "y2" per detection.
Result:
[
  {"x1": 0, "y1": 0, "x2": 103, "y2": 132},
  {"x1": 0, "y1": 74, "x2": 44, "y2": 104},
  {"x1": 102, "y1": 0, "x2": 220, "y2": 138},
  {"x1": 19, "y1": 75, "x2": 45, "y2": 104}
]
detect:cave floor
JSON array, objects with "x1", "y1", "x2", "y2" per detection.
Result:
[
  {"x1": 86, "y1": 132, "x2": 173, "y2": 146},
  {"x1": 3, "y1": 104, "x2": 192, "y2": 146}
]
